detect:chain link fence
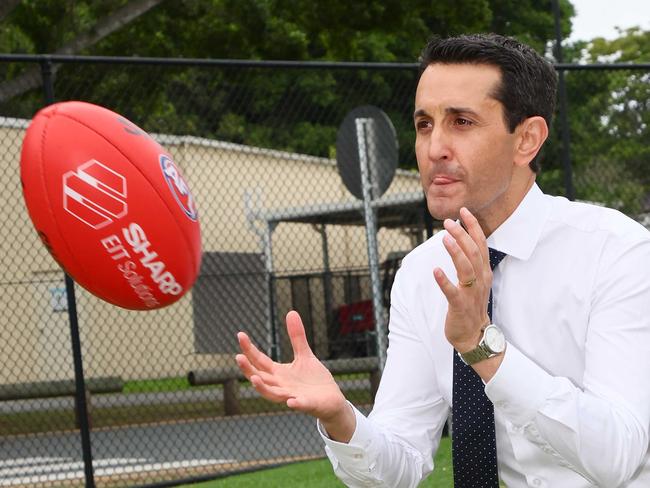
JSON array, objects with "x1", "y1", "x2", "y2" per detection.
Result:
[{"x1": 0, "y1": 56, "x2": 648, "y2": 487}]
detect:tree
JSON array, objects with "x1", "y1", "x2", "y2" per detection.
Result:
[
  {"x1": 0, "y1": 0, "x2": 575, "y2": 170},
  {"x1": 0, "y1": 0, "x2": 165, "y2": 102},
  {"x1": 555, "y1": 28, "x2": 650, "y2": 214},
  {"x1": 0, "y1": 0, "x2": 21, "y2": 22}
]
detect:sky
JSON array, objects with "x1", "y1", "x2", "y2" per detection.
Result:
[{"x1": 568, "y1": 0, "x2": 650, "y2": 41}]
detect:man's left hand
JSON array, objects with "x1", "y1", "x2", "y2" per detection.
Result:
[{"x1": 433, "y1": 207, "x2": 492, "y2": 354}]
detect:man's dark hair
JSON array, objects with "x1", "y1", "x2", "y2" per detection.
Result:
[{"x1": 419, "y1": 33, "x2": 557, "y2": 173}]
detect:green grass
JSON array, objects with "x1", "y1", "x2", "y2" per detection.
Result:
[
  {"x1": 123, "y1": 376, "x2": 195, "y2": 393},
  {"x1": 122, "y1": 373, "x2": 367, "y2": 394},
  {"x1": 186, "y1": 437, "x2": 453, "y2": 487},
  {"x1": 122, "y1": 374, "x2": 367, "y2": 393}
]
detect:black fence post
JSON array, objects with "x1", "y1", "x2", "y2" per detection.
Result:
[
  {"x1": 552, "y1": 0, "x2": 575, "y2": 201},
  {"x1": 39, "y1": 58, "x2": 96, "y2": 488}
]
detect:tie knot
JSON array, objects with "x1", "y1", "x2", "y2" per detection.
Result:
[{"x1": 488, "y1": 248, "x2": 506, "y2": 271}]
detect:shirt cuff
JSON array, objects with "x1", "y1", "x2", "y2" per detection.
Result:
[
  {"x1": 317, "y1": 402, "x2": 377, "y2": 465},
  {"x1": 485, "y1": 342, "x2": 557, "y2": 426}
]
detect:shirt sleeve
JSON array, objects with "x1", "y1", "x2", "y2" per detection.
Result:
[
  {"x1": 485, "y1": 237, "x2": 650, "y2": 487},
  {"x1": 319, "y1": 266, "x2": 450, "y2": 487}
]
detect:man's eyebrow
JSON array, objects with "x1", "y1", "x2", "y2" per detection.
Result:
[
  {"x1": 446, "y1": 106, "x2": 479, "y2": 116},
  {"x1": 413, "y1": 108, "x2": 428, "y2": 119},
  {"x1": 413, "y1": 107, "x2": 480, "y2": 119}
]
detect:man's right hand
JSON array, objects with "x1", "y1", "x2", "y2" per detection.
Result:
[{"x1": 236, "y1": 310, "x2": 356, "y2": 442}]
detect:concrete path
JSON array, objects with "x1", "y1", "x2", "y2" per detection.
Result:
[{"x1": 0, "y1": 386, "x2": 372, "y2": 487}]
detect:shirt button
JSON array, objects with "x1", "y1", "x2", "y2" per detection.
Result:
[
  {"x1": 353, "y1": 453, "x2": 363, "y2": 459},
  {"x1": 532, "y1": 478, "x2": 541, "y2": 486}
]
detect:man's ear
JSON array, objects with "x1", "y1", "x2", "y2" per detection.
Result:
[{"x1": 514, "y1": 116, "x2": 548, "y2": 168}]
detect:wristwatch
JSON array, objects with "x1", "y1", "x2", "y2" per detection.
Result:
[{"x1": 459, "y1": 324, "x2": 506, "y2": 365}]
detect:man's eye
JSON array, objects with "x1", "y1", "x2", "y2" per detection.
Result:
[
  {"x1": 454, "y1": 118, "x2": 473, "y2": 126},
  {"x1": 416, "y1": 120, "x2": 432, "y2": 130}
]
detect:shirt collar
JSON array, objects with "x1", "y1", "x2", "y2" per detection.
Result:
[{"x1": 486, "y1": 183, "x2": 549, "y2": 261}]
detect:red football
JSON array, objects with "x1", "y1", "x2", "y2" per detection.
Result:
[{"x1": 20, "y1": 101, "x2": 201, "y2": 310}]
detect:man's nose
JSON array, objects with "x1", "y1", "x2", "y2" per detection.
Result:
[{"x1": 427, "y1": 127, "x2": 452, "y2": 162}]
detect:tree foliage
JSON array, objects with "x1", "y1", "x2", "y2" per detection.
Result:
[
  {"x1": 553, "y1": 28, "x2": 650, "y2": 213},
  {"x1": 0, "y1": 0, "x2": 567, "y2": 176},
  {"x1": 0, "y1": 0, "x2": 164, "y2": 103},
  {"x1": 9, "y1": 0, "x2": 649, "y2": 215}
]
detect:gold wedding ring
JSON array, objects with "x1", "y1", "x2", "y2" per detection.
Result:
[{"x1": 460, "y1": 277, "x2": 476, "y2": 288}]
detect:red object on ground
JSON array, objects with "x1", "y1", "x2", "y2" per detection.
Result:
[{"x1": 338, "y1": 300, "x2": 375, "y2": 335}]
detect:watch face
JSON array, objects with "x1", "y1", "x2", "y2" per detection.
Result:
[{"x1": 484, "y1": 325, "x2": 506, "y2": 353}]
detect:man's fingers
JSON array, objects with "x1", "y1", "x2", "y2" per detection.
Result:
[
  {"x1": 235, "y1": 353, "x2": 258, "y2": 379},
  {"x1": 235, "y1": 354, "x2": 280, "y2": 386},
  {"x1": 459, "y1": 207, "x2": 489, "y2": 267},
  {"x1": 286, "y1": 310, "x2": 314, "y2": 359},
  {"x1": 442, "y1": 232, "x2": 475, "y2": 285},
  {"x1": 444, "y1": 218, "x2": 484, "y2": 279},
  {"x1": 286, "y1": 395, "x2": 315, "y2": 412},
  {"x1": 434, "y1": 267, "x2": 459, "y2": 304},
  {"x1": 237, "y1": 331, "x2": 275, "y2": 372},
  {"x1": 250, "y1": 375, "x2": 291, "y2": 403}
]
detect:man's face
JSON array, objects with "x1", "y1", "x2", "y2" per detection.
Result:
[{"x1": 414, "y1": 63, "x2": 520, "y2": 225}]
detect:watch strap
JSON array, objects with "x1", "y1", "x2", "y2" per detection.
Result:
[
  {"x1": 459, "y1": 344, "x2": 493, "y2": 365},
  {"x1": 458, "y1": 324, "x2": 503, "y2": 365}
]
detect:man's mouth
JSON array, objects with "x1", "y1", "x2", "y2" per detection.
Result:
[{"x1": 432, "y1": 175, "x2": 459, "y2": 185}]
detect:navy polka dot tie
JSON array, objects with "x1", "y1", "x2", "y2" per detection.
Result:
[{"x1": 451, "y1": 248, "x2": 506, "y2": 487}]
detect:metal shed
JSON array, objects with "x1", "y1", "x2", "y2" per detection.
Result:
[{"x1": 245, "y1": 190, "x2": 437, "y2": 364}]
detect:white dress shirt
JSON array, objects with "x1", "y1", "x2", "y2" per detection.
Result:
[{"x1": 320, "y1": 183, "x2": 650, "y2": 487}]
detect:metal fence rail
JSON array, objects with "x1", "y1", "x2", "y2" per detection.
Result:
[{"x1": 0, "y1": 55, "x2": 648, "y2": 487}]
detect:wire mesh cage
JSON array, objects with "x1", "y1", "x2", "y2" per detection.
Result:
[{"x1": 0, "y1": 56, "x2": 648, "y2": 487}]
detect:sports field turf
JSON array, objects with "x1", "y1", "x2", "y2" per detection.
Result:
[{"x1": 186, "y1": 436, "x2": 453, "y2": 487}]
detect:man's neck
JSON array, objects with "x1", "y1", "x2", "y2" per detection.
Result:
[{"x1": 477, "y1": 175, "x2": 536, "y2": 237}]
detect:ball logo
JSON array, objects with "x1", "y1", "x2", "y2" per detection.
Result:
[
  {"x1": 63, "y1": 159, "x2": 128, "y2": 230},
  {"x1": 160, "y1": 155, "x2": 197, "y2": 221},
  {"x1": 116, "y1": 116, "x2": 146, "y2": 137}
]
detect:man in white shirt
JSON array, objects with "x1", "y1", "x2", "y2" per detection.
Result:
[{"x1": 236, "y1": 34, "x2": 650, "y2": 487}]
